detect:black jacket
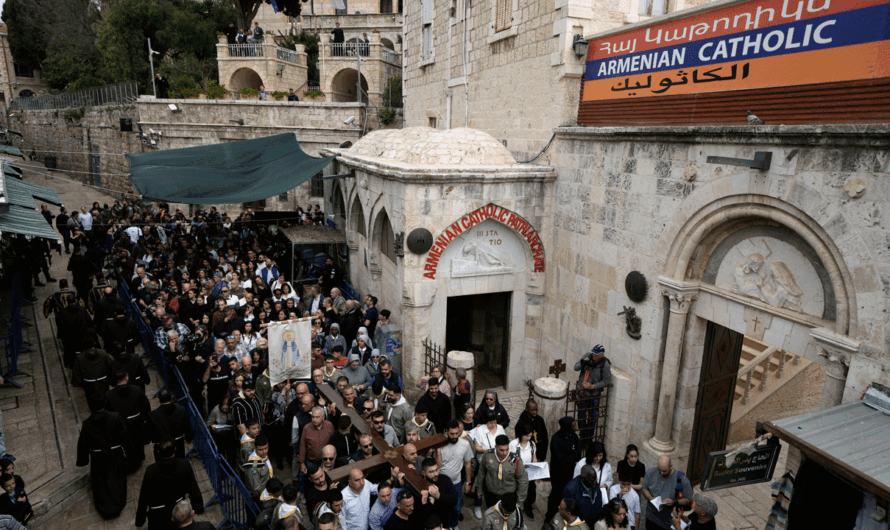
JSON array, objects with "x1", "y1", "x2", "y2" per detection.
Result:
[
  {"x1": 135, "y1": 457, "x2": 203, "y2": 529},
  {"x1": 550, "y1": 417, "x2": 582, "y2": 482},
  {"x1": 516, "y1": 411, "x2": 549, "y2": 462},
  {"x1": 418, "y1": 391, "x2": 452, "y2": 434}
]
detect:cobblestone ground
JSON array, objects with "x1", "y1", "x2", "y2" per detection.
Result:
[{"x1": 7, "y1": 166, "x2": 778, "y2": 530}]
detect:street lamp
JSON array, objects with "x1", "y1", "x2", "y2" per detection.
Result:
[
  {"x1": 572, "y1": 34, "x2": 589, "y2": 59},
  {"x1": 148, "y1": 38, "x2": 161, "y2": 97}
]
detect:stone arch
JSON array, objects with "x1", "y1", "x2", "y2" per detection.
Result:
[
  {"x1": 350, "y1": 194, "x2": 366, "y2": 237},
  {"x1": 380, "y1": 38, "x2": 395, "y2": 50},
  {"x1": 372, "y1": 207, "x2": 397, "y2": 263},
  {"x1": 329, "y1": 68, "x2": 369, "y2": 103},
  {"x1": 658, "y1": 176, "x2": 858, "y2": 335},
  {"x1": 229, "y1": 67, "x2": 264, "y2": 92},
  {"x1": 18, "y1": 89, "x2": 35, "y2": 98},
  {"x1": 330, "y1": 180, "x2": 346, "y2": 229}
]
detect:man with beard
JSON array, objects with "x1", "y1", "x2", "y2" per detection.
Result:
[
  {"x1": 385, "y1": 386, "x2": 412, "y2": 444},
  {"x1": 104, "y1": 371, "x2": 151, "y2": 472},
  {"x1": 544, "y1": 417, "x2": 583, "y2": 523},
  {"x1": 135, "y1": 440, "x2": 204, "y2": 530},
  {"x1": 417, "y1": 378, "x2": 451, "y2": 434},
  {"x1": 439, "y1": 420, "x2": 474, "y2": 529},
  {"x1": 76, "y1": 395, "x2": 129, "y2": 519},
  {"x1": 397, "y1": 458, "x2": 457, "y2": 529}
]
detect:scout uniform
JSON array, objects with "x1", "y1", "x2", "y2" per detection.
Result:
[
  {"x1": 272, "y1": 502, "x2": 312, "y2": 530},
  {"x1": 406, "y1": 417, "x2": 436, "y2": 441},
  {"x1": 483, "y1": 502, "x2": 521, "y2": 530},
  {"x1": 474, "y1": 449, "x2": 530, "y2": 505},
  {"x1": 242, "y1": 450, "x2": 273, "y2": 495},
  {"x1": 238, "y1": 432, "x2": 256, "y2": 474},
  {"x1": 547, "y1": 513, "x2": 590, "y2": 530}
]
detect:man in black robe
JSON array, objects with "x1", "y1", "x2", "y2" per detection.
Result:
[
  {"x1": 110, "y1": 341, "x2": 151, "y2": 394},
  {"x1": 57, "y1": 296, "x2": 92, "y2": 367},
  {"x1": 147, "y1": 389, "x2": 194, "y2": 458},
  {"x1": 105, "y1": 370, "x2": 151, "y2": 472},
  {"x1": 104, "y1": 306, "x2": 141, "y2": 355},
  {"x1": 135, "y1": 439, "x2": 204, "y2": 530},
  {"x1": 76, "y1": 394, "x2": 129, "y2": 519},
  {"x1": 72, "y1": 337, "x2": 115, "y2": 398},
  {"x1": 544, "y1": 416, "x2": 583, "y2": 523}
]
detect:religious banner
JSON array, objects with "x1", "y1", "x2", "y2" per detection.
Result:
[
  {"x1": 375, "y1": 324, "x2": 403, "y2": 375},
  {"x1": 267, "y1": 318, "x2": 313, "y2": 386},
  {"x1": 582, "y1": 0, "x2": 890, "y2": 101}
]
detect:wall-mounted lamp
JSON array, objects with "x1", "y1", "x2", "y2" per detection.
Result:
[
  {"x1": 167, "y1": 103, "x2": 181, "y2": 112},
  {"x1": 276, "y1": 64, "x2": 285, "y2": 77},
  {"x1": 229, "y1": 119, "x2": 244, "y2": 126},
  {"x1": 572, "y1": 34, "x2": 589, "y2": 59}
]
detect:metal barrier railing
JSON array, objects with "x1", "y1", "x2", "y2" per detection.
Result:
[
  {"x1": 8, "y1": 81, "x2": 139, "y2": 111},
  {"x1": 227, "y1": 43, "x2": 264, "y2": 58},
  {"x1": 116, "y1": 279, "x2": 264, "y2": 529}
]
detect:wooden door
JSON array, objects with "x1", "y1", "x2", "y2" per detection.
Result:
[{"x1": 687, "y1": 321, "x2": 743, "y2": 484}]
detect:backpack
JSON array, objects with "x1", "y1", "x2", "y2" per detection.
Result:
[{"x1": 675, "y1": 471, "x2": 689, "y2": 512}]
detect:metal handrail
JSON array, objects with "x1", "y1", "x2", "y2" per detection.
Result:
[
  {"x1": 226, "y1": 43, "x2": 264, "y2": 57},
  {"x1": 276, "y1": 47, "x2": 300, "y2": 63},
  {"x1": 8, "y1": 81, "x2": 139, "y2": 111}
]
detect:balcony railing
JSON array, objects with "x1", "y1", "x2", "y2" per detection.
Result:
[
  {"x1": 227, "y1": 43, "x2": 264, "y2": 57},
  {"x1": 276, "y1": 47, "x2": 300, "y2": 63},
  {"x1": 382, "y1": 49, "x2": 399, "y2": 64},
  {"x1": 329, "y1": 42, "x2": 370, "y2": 57}
]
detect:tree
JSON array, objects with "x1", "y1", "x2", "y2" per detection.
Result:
[
  {"x1": 278, "y1": 31, "x2": 319, "y2": 86},
  {"x1": 233, "y1": 0, "x2": 305, "y2": 32}
]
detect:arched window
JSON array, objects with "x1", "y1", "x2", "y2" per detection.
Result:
[
  {"x1": 350, "y1": 196, "x2": 366, "y2": 236},
  {"x1": 373, "y1": 209, "x2": 397, "y2": 263}
]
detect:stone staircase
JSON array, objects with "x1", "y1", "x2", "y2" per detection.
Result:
[{"x1": 731, "y1": 337, "x2": 811, "y2": 422}]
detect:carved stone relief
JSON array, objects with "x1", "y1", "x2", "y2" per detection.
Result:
[
  {"x1": 714, "y1": 237, "x2": 824, "y2": 318},
  {"x1": 439, "y1": 219, "x2": 527, "y2": 279}
]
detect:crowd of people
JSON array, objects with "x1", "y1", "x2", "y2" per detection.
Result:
[{"x1": 25, "y1": 199, "x2": 723, "y2": 530}]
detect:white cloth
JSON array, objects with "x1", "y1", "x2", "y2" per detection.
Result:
[
  {"x1": 609, "y1": 485, "x2": 640, "y2": 527},
  {"x1": 508, "y1": 438, "x2": 536, "y2": 464},
  {"x1": 573, "y1": 460, "x2": 613, "y2": 490},
  {"x1": 472, "y1": 425, "x2": 505, "y2": 461},
  {"x1": 124, "y1": 226, "x2": 142, "y2": 242},
  {"x1": 439, "y1": 436, "x2": 474, "y2": 484},
  {"x1": 340, "y1": 481, "x2": 379, "y2": 530}
]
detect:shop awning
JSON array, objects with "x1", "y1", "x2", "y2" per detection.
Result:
[
  {"x1": 0, "y1": 166, "x2": 62, "y2": 240},
  {"x1": 764, "y1": 400, "x2": 890, "y2": 500},
  {"x1": 0, "y1": 144, "x2": 24, "y2": 159},
  {"x1": 126, "y1": 133, "x2": 335, "y2": 205}
]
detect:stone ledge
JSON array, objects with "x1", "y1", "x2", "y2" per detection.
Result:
[{"x1": 554, "y1": 124, "x2": 890, "y2": 147}]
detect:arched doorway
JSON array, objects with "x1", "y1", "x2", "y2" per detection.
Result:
[
  {"x1": 18, "y1": 89, "x2": 35, "y2": 98},
  {"x1": 330, "y1": 68, "x2": 369, "y2": 103},
  {"x1": 648, "y1": 189, "x2": 857, "y2": 480},
  {"x1": 229, "y1": 68, "x2": 264, "y2": 93}
]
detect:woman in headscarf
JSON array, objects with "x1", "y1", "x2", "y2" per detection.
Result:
[
  {"x1": 473, "y1": 389, "x2": 510, "y2": 428},
  {"x1": 351, "y1": 326, "x2": 375, "y2": 350},
  {"x1": 342, "y1": 353, "x2": 371, "y2": 394},
  {"x1": 325, "y1": 323, "x2": 347, "y2": 355},
  {"x1": 350, "y1": 335, "x2": 374, "y2": 365}
]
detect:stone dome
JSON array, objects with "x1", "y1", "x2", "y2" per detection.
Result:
[{"x1": 346, "y1": 127, "x2": 517, "y2": 166}]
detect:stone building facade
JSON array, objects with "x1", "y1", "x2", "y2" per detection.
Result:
[
  {"x1": 0, "y1": 25, "x2": 49, "y2": 102},
  {"x1": 401, "y1": 0, "x2": 710, "y2": 161}
]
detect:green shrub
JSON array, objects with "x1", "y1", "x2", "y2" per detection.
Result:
[
  {"x1": 239, "y1": 87, "x2": 259, "y2": 97},
  {"x1": 204, "y1": 80, "x2": 228, "y2": 99},
  {"x1": 64, "y1": 108, "x2": 85, "y2": 123},
  {"x1": 271, "y1": 91, "x2": 289, "y2": 100},
  {"x1": 377, "y1": 108, "x2": 396, "y2": 126},
  {"x1": 306, "y1": 90, "x2": 324, "y2": 99}
]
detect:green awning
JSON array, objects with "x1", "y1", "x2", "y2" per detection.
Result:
[
  {"x1": 126, "y1": 133, "x2": 335, "y2": 205},
  {"x1": 4, "y1": 164, "x2": 21, "y2": 178},
  {"x1": 0, "y1": 144, "x2": 24, "y2": 158},
  {"x1": 0, "y1": 167, "x2": 61, "y2": 240}
]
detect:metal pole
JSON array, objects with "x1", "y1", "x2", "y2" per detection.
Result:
[
  {"x1": 148, "y1": 38, "x2": 157, "y2": 97},
  {"x1": 356, "y1": 53, "x2": 361, "y2": 104}
]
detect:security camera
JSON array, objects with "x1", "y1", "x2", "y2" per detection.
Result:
[
  {"x1": 344, "y1": 116, "x2": 355, "y2": 125},
  {"x1": 149, "y1": 128, "x2": 156, "y2": 134},
  {"x1": 150, "y1": 139, "x2": 157, "y2": 146}
]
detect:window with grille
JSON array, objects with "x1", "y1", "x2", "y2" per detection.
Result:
[
  {"x1": 310, "y1": 172, "x2": 324, "y2": 197},
  {"x1": 495, "y1": 0, "x2": 512, "y2": 32},
  {"x1": 13, "y1": 63, "x2": 34, "y2": 78}
]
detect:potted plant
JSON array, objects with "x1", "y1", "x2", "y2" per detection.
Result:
[{"x1": 239, "y1": 87, "x2": 260, "y2": 99}]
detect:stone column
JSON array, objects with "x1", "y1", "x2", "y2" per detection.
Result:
[
  {"x1": 400, "y1": 282, "x2": 439, "y2": 402},
  {"x1": 646, "y1": 278, "x2": 698, "y2": 455},
  {"x1": 811, "y1": 327, "x2": 860, "y2": 408},
  {"x1": 533, "y1": 377, "x2": 568, "y2": 440},
  {"x1": 446, "y1": 351, "x2": 475, "y2": 407}
]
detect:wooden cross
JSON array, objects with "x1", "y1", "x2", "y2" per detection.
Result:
[
  {"x1": 317, "y1": 384, "x2": 448, "y2": 491},
  {"x1": 549, "y1": 359, "x2": 567, "y2": 378}
]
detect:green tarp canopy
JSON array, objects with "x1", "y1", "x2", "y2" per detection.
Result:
[
  {"x1": 0, "y1": 144, "x2": 24, "y2": 159},
  {"x1": 0, "y1": 162, "x2": 62, "y2": 240},
  {"x1": 126, "y1": 133, "x2": 335, "y2": 205}
]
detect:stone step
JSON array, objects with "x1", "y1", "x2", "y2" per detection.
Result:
[{"x1": 29, "y1": 469, "x2": 91, "y2": 523}]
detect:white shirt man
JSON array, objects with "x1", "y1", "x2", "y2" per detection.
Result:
[
  {"x1": 77, "y1": 207, "x2": 93, "y2": 230},
  {"x1": 124, "y1": 225, "x2": 143, "y2": 243},
  {"x1": 609, "y1": 478, "x2": 641, "y2": 528},
  {"x1": 340, "y1": 469, "x2": 379, "y2": 530}
]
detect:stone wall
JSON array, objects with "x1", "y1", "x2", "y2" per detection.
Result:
[
  {"x1": 546, "y1": 124, "x2": 890, "y2": 466},
  {"x1": 402, "y1": 0, "x2": 718, "y2": 161},
  {"x1": 8, "y1": 98, "x2": 366, "y2": 212}
]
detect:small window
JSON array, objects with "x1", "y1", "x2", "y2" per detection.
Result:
[
  {"x1": 374, "y1": 210, "x2": 397, "y2": 263},
  {"x1": 13, "y1": 63, "x2": 34, "y2": 78},
  {"x1": 279, "y1": 191, "x2": 289, "y2": 201},
  {"x1": 310, "y1": 172, "x2": 324, "y2": 197},
  {"x1": 495, "y1": 0, "x2": 512, "y2": 33},
  {"x1": 428, "y1": 116, "x2": 437, "y2": 128}
]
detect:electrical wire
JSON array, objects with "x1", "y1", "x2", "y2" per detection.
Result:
[
  {"x1": 11, "y1": 160, "x2": 132, "y2": 178},
  {"x1": 19, "y1": 148, "x2": 129, "y2": 157},
  {"x1": 518, "y1": 133, "x2": 556, "y2": 164}
]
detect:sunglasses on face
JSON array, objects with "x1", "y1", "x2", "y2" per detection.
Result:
[
  {"x1": 322, "y1": 457, "x2": 335, "y2": 461},
  {"x1": 373, "y1": 420, "x2": 385, "y2": 425}
]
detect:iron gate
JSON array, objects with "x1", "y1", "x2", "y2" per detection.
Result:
[
  {"x1": 422, "y1": 337, "x2": 446, "y2": 378},
  {"x1": 566, "y1": 385, "x2": 609, "y2": 446}
]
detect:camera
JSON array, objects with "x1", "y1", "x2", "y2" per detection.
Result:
[{"x1": 580, "y1": 355, "x2": 596, "y2": 370}]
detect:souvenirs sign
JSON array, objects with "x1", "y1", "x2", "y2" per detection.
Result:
[
  {"x1": 267, "y1": 318, "x2": 313, "y2": 385},
  {"x1": 700, "y1": 443, "x2": 781, "y2": 491},
  {"x1": 583, "y1": 0, "x2": 890, "y2": 101},
  {"x1": 423, "y1": 203, "x2": 544, "y2": 280}
]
